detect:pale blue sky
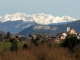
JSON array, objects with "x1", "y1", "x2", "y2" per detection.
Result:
[{"x1": 0, "y1": 0, "x2": 80, "y2": 19}]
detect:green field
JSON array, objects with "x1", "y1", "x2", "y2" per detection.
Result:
[{"x1": 0, "y1": 41, "x2": 25, "y2": 51}]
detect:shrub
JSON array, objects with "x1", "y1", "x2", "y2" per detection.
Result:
[
  {"x1": 10, "y1": 38, "x2": 18, "y2": 51},
  {"x1": 73, "y1": 44, "x2": 80, "y2": 60},
  {"x1": 23, "y1": 43, "x2": 28, "y2": 49},
  {"x1": 31, "y1": 36, "x2": 39, "y2": 46}
]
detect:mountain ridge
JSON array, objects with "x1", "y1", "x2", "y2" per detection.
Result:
[
  {"x1": 0, "y1": 12, "x2": 79, "y2": 34},
  {"x1": 0, "y1": 12, "x2": 77, "y2": 25},
  {"x1": 20, "y1": 20, "x2": 80, "y2": 36}
]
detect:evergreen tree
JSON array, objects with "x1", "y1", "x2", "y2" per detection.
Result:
[
  {"x1": 6, "y1": 32, "x2": 10, "y2": 39},
  {"x1": 31, "y1": 36, "x2": 39, "y2": 46},
  {"x1": 29, "y1": 33, "x2": 32, "y2": 37},
  {"x1": 61, "y1": 34, "x2": 80, "y2": 50},
  {"x1": 10, "y1": 38, "x2": 18, "y2": 51}
]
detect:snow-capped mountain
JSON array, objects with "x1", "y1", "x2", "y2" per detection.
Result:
[
  {"x1": 0, "y1": 12, "x2": 77, "y2": 24},
  {"x1": 0, "y1": 12, "x2": 79, "y2": 34}
]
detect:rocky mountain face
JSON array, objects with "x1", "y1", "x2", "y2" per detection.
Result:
[{"x1": 21, "y1": 20, "x2": 80, "y2": 36}]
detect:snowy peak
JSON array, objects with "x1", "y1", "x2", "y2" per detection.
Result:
[{"x1": 0, "y1": 12, "x2": 77, "y2": 24}]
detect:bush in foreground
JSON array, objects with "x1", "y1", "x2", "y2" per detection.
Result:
[{"x1": 0, "y1": 45, "x2": 77, "y2": 60}]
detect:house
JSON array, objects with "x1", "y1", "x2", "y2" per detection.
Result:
[
  {"x1": 69, "y1": 29, "x2": 77, "y2": 35},
  {"x1": 76, "y1": 33, "x2": 80, "y2": 39},
  {"x1": 32, "y1": 34, "x2": 37, "y2": 39},
  {"x1": 61, "y1": 33, "x2": 67, "y2": 39},
  {"x1": 10, "y1": 34, "x2": 25, "y2": 41}
]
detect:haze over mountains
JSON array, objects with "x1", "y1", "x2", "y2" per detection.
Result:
[{"x1": 0, "y1": 12, "x2": 79, "y2": 34}]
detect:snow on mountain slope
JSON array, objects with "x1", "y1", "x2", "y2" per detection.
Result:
[
  {"x1": 0, "y1": 12, "x2": 77, "y2": 24},
  {"x1": 33, "y1": 25, "x2": 51, "y2": 30},
  {"x1": 33, "y1": 25, "x2": 58, "y2": 31}
]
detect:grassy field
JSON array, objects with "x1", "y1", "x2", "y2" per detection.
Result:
[
  {"x1": 0, "y1": 44, "x2": 79, "y2": 60},
  {"x1": 0, "y1": 40, "x2": 80, "y2": 60},
  {"x1": 0, "y1": 41, "x2": 25, "y2": 51}
]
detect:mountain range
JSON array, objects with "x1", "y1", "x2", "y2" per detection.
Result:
[
  {"x1": 0, "y1": 12, "x2": 79, "y2": 35},
  {"x1": 21, "y1": 20, "x2": 80, "y2": 36},
  {"x1": 0, "y1": 12, "x2": 77, "y2": 24}
]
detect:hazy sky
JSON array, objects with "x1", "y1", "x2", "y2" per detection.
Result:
[{"x1": 0, "y1": 0, "x2": 80, "y2": 19}]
